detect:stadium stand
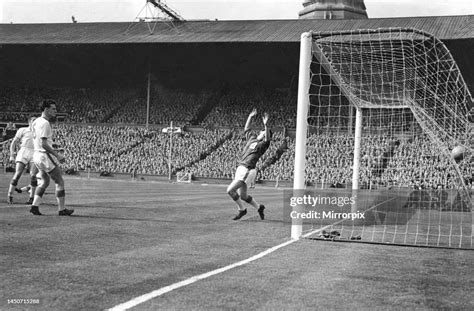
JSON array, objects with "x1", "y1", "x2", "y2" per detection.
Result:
[
  {"x1": 46, "y1": 121, "x2": 473, "y2": 191},
  {"x1": 1, "y1": 86, "x2": 212, "y2": 125},
  {"x1": 201, "y1": 86, "x2": 297, "y2": 128},
  {"x1": 0, "y1": 15, "x2": 471, "y2": 192},
  {"x1": 53, "y1": 124, "x2": 231, "y2": 176},
  {"x1": 1, "y1": 83, "x2": 471, "y2": 191}
]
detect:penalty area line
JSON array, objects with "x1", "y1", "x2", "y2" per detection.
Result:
[
  {"x1": 107, "y1": 237, "x2": 304, "y2": 311},
  {"x1": 108, "y1": 197, "x2": 398, "y2": 310}
]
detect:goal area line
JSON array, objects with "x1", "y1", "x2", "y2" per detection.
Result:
[{"x1": 107, "y1": 237, "x2": 301, "y2": 310}]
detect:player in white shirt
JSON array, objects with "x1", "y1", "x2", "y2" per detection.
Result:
[
  {"x1": 30, "y1": 99, "x2": 73, "y2": 216},
  {"x1": 7, "y1": 116, "x2": 39, "y2": 204}
]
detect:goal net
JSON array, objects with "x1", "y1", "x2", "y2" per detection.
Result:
[{"x1": 290, "y1": 28, "x2": 473, "y2": 249}]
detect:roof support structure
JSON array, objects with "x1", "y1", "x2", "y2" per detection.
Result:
[{"x1": 126, "y1": 0, "x2": 185, "y2": 35}]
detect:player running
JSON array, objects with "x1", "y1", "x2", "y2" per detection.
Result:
[
  {"x1": 7, "y1": 116, "x2": 39, "y2": 205},
  {"x1": 227, "y1": 108, "x2": 271, "y2": 220},
  {"x1": 30, "y1": 99, "x2": 73, "y2": 216}
]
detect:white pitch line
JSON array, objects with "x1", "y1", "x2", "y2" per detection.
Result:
[
  {"x1": 108, "y1": 196, "x2": 398, "y2": 310},
  {"x1": 107, "y1": 237, "x2": 302, "y2": 311}
]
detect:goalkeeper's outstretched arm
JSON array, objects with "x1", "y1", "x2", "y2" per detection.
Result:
[{"x1": 244, "y1": 108, "x2": 257, "y2": 132}]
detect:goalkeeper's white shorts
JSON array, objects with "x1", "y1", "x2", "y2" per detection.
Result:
[
  {"x1": 33, "y1": 151, "x2": 57, "y2": 173},
  {"x1": 15, "y1": 147, "x2": 34, "y2": 166},
  {"x1": 234, "y1": 165, "x2": 257, "y2": 186},
  {"x1": 234, "y1": 165, "x2": 250, "y2": 182},
  {"x1": 245, "y1": 168, "x2": 257, "y2": 187}
]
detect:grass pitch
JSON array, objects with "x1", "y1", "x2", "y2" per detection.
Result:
[{"x1": 1, "y1": 173, "x2": 472, "y2": 310}]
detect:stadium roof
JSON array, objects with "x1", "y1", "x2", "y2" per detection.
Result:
[{"x1": 0, "y1": 15, "x2": 472, "y2": 44}]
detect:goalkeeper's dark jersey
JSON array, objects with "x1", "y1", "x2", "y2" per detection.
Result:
[{"x1": 238, "y1": 130, "x2": 270, "y2": 169}]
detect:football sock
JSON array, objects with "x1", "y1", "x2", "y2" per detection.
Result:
[
  {"x1": 233, "y1": 197, "x2": 245, "y2": 210},
  {"x1": 9, "y1": 179, "x2": 18, "y2": 196},
  {"x1": 244, "y1": 195, "x2": 259, "y2": 209},
  {"x1": 56, "y1": 189, "x2": 65, "y2": 211},
  {"x1": 32, "y1": 196, "x2": 42, "y2": 206},
  {"x1": 32, "y1": 186, "x2": 46, "y2": 206},
  {"x1": 8, "y1": 185, "x2": 14, "y2": 197}
]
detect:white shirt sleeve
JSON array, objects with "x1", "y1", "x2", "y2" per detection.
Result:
[{"x1": 37, "y1": 120, "x2": 52, "y2": 139}]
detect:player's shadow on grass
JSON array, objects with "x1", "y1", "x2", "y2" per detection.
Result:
[
  {"x1": 70, "y1": 214, "x2": 179, "y2": 223},
  {"x1": 241, "y1": 217, "x2": 285, "y2": 224}
]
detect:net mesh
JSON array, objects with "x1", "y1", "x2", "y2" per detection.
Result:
[{"x1": 301, "y1": 28, "x2": 473, "y2": 248}]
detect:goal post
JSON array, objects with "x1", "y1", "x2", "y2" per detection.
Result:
[
  {"x1": 292, "y1": 28, "x2": 473, "y2": 248},
  {"x1": 292, "y1": 32, "x2": 312, "y2": 239}
]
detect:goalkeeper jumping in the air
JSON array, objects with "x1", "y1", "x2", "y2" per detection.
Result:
[{"x1": 226, "y1": 108, "x2": 271, "y2": 220}]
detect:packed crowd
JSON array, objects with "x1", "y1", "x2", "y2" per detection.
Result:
[
  {"x1": 51, "y1": 121, "x2": 470, "y2": 191},
  {"x1": 0, "y1": 139, "x2": 13, "y2": 167},
  {"x1": 187, "y1": 130, "x2": 287, "y2": 179},
  {"x1": 2, "y1": 86, "x2": 471, "y2": 191},
  {"x1": 106, "y1": 87, "x2": 212, "y2": 125},
  {"x1": 382, "y1": 136, "x2": 473, "y2": 190},
  {"x1": 2, "y1": 120, "x2": 471, "y2": 191},
  {"x1": 54, "y1": 124, "x2": 152, "y2": 173},
  {"x1": 255, "y1": 132, "x2": 471, "y2": 191},
  {"x1": 52, "y1": 124, "x2": 231, "y2": 176},
  {"x1": 105, "y1": 128, "x2": 231, "y2": 176},
  {"x1": 0, "y1": 87, "x2": 135, "y2": 123},
  {"x1": 201, "y1": 87, "x2": 297, "y2": 128},
  {"x1": 257, "y1": 133, "x2": 394, "y2": 187},
  {"x1": 1, "y1": 86, "x2": 210, "y2": 126},
  {"x1": 2, "y1": 86, "x2": 418, "y2": 133}
]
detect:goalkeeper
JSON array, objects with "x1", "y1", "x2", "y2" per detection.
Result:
[{"x1": 226, "y1": 108, "x2": 271, "y2": 220}]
